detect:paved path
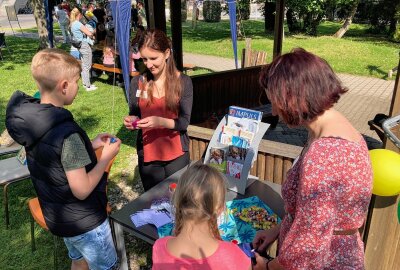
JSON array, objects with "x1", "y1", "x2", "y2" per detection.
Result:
[{"x1": 1, "y1": 15, "x2": 395, "y2": 148}]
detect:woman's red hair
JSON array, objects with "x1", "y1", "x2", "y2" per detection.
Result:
[{"x1": 259, "y1": 48, "x2": 347, "y2": 126}]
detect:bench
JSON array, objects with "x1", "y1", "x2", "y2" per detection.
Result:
[{"x1": 92, "y1": 63, "x2": 140, "y2": 77}]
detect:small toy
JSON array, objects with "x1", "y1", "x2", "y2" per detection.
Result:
[
  {"x1": 169, "y1": 183, "x2": 177, "y2": 194},
  {"x1": 110, "y1": 137, "x2": 117, "y2": 143},
  {"x1": 132, "y1": 118, "x2": 140, "y2": 128}
]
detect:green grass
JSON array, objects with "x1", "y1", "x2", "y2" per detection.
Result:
[
  {"x1": 0, "y1": 36, "x2": 151, "y2": 269},
  {"x1": 178, "y1": 20, "x2": 398, "y2": 79}
]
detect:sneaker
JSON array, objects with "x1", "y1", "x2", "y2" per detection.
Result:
[{"x1": 85, "y1": 85, "x2": 97, "y2": 91}]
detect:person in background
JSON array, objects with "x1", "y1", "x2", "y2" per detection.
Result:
[
  {"x1": 93, "y1": 2, "x2": 107, "y2": 42},
  {"x1": 131, "y1": 3, "x2": 139, "y2": 31},
  {"x1": 70, "y1": 7, "x2": 97, "y2": 91},
  {"x1": 152, "y1": 164, "x2": 251, "y2": 270},
  {"x1": 123, "y1": 29, "x2": 193, "y2": 191},
  {"x1": 137, "y1": 1, "x2": 147, "y2": 29},
  {"x1": 252, "y1": 48, "x2": 372, "y2": 270},
  {"x1": 61, "y1": 0, "x2": 71, "y2": 16},
  {"x1": 6, "y1": 49, "x2": 120, "y2": 270},
  {"x1": 130, "y1": 25, "x2": 145, "y2": 73},
  {"x1": 55, "y1": 4, "x2": 70, "y2": 44}
]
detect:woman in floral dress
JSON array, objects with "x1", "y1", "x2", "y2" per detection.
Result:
[{"x1": 252, "y1": 49, "x2": 373, "y2": 270}]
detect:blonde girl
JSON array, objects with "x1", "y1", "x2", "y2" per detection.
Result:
[{"x1": 152, "y1": 164, "x2": 251, "y2": 270}]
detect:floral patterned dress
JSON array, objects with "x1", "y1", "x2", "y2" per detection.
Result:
[{"x1": 277, "y1": 137, "x2": 372, "y2": 270}]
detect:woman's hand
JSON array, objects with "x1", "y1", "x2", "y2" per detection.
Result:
[
  {"x1": 136, "y1": 116, "x2": 163, "y2": 128},
  {"x1": 123, "y1": 115, "x2": 139, "y2": 130},
  {"x1": 252, "y1": 225, "x2": 280, "y2": 253},
  {"x1": 92, "y1": 133, "x2": 114, "y2": 149}
]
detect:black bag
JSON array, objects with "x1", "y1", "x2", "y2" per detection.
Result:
[{"x1": 71, "y1": 38, "x2": 82, "y2": 49}]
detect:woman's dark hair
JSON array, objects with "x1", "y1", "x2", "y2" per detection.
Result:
[
  {"x1": 259, "y1": 48, "x2": 347, "y2": 126},
  {"x1": 138, "y1": 29, "x2": 181, "y2": 114}
]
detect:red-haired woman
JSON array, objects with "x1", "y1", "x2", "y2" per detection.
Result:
[
  {"x1": 253, "y1": 49, "x2": 372, "y2": 270},
  {"x1": 123, "y1": 29, "x2": 193, "y2": 191}
]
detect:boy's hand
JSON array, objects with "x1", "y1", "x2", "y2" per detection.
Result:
[
  {"x1": 123, "y1": 115, "x2": 139, "y2": 130},
  {"x1": 92, "y1": 133, "x2": 114, "y2": 149},
  {"x1": 252, "y1": 227, "x2": 279, "y2": 253},
  {"x1": 100, "y1": 137, "x2": 121, "y2": 162}
]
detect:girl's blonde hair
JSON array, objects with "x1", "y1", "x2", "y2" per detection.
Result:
[
  {"x1": 69, "y1": 8, "x2": 80, "y2": 26},
  {"x1": 172, "y1": 164, "x2": 226, "y2": 240}
]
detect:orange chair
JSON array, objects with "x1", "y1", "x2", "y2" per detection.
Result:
[{"x1": 28, "y1": 147, "x2": 115, "y2": 269}]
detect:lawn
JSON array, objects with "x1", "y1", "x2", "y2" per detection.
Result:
[
  {"x1": 0, "y1": 37, "x2": 151, "y2": 269},
  {"x1": 178, "y1": 20, "x2": 398, "y2": 79}
]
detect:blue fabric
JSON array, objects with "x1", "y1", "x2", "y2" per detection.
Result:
[
  {"x1": 110, "y1": 0, "x2": 132, "y2": 98},
  {"x1": 157, "y1": 196, "x2": 281, "y2": 244},
  {"x1": 227, "y1": 0, "x2": 238, "y2": 69}
]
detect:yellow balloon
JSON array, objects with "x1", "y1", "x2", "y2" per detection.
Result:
[{"x1": 369, "y1": 149, "x2": 400, "y2": 196}]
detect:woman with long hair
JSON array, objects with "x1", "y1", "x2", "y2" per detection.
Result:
[
  {"x1": 69, "y1": 7, "x2": 97, "y2": 91},
  {"x1": 123, "y1": 29, "x2": 193, "y2": 191}
]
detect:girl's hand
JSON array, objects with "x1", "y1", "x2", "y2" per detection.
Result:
[
  {"x1": 136, "y1": 116, "x2": 162, "y2": 128},
  {"x1": 123, "y1": 115, "x2": 139, "y2": 130},
  {"x1": 92, "y1": 133, "x2": 114, "y2": 149},
  {"x1": 100, "y1": 137, "x2": 121, "y2": 162},
  {"x1": 253, "y1": 253, "x2": 267, "y2": 270}
]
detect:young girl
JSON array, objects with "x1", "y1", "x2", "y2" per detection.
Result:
[
  {"x1": 103, "y1": 36, "x2": 116, "y2": 68},
  {"x1": 123, "y1": 29, "x2": 193, "y2": 191},
  {"x1": 152, "y1": 164, "x2": 251, "y2": 270}
]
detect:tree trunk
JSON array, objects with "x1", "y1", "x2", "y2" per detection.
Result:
[
  {"x1": 192, "y1": 1, "x2": 197, "y2": 29},
  {"x1": 333, "y1": 1, "x2": 359, "y2": 38},
  {"x1": 32, "y1": 0, "x2": 50, "y2": 50}
]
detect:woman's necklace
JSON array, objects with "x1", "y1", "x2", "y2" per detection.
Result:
[{"x1": 153, "y1": 80, "x2": 165, "y2": 98}]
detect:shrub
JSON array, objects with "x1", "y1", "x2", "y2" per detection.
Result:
[{"x1": 203, "y1": 0, "x2": 221, "y2": 22}]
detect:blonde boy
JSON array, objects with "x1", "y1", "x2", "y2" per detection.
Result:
[{"x1": 6, "y1": 49, "x2": 120, "y2": 270}]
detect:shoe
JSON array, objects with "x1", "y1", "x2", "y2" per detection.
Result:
[{"x1": 85, "y1": 85, "x2": 97, "y2": 91}]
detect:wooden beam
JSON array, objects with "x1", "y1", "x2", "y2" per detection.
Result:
[
  {"x1": 152, "y1": 0, "x2": 166, "y2": 33},
  {"x1": 273, "y1": 0, "x2": 285, "y2": 59},
  {"x1": 170, "y1": 0, "x2": 183, "y2": 71},
  {"x1": 364, "y1": 54, "x2": 400, "y2": 269},
  {"x1": 146, "y1": 0, "x2": 156, "y2": 29}
]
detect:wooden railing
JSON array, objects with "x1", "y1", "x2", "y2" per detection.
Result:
[{"x1": 187, "y1": 125, "x2": 302, "y2": 184}]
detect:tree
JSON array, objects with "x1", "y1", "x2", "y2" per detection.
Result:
[
  {"x1": 333, "y1": 0, "x2": 360, "y2": 38},
  {"x1": 31, "y1": 0, "x2": 50, "y2": 50},
  {"x1": 286, "y1": 0, "x2": 326, "y2": 36}
]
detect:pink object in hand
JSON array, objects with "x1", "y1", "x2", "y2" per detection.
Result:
[{"x1": 132, "y1": 119, "x2": 140, "y2": 128}]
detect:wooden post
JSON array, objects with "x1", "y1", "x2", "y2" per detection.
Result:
[
  {"x1": 152, "y1": 0, "x2": 166, "y2": 33},
  {"x1": 273, "y1": 0, "x2": 285, "y2": 59},
  {"x1": 146, "y1": 0, "x2": 156, "y2": 29},
  {"x1": 170, "y1": 0, "x2": 183, "y2": 71},
  {"x1": 364, "y1": 54, "x2": 400, "y2": 269}
]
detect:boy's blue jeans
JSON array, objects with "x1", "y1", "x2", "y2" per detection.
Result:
[{"x1": 63, "y1": 218, "x2": 118, "y2": 270}]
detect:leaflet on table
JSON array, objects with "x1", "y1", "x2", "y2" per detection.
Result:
[
  {"x1": 227, "y1": 106, "x2": 263, "y2": 133},
  {"x1": 208, "y1": 146, "x2": 227, "y2": 173},
  {"x1": 225, "y1": 145, "x2": 247, "y2": 179}
]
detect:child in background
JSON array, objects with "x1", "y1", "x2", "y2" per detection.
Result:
[
  {"x1": 5, "y1": 49, "x2": 121, "y2": 270},
  {"x1": 84, "y1": 11, "x2": 97, "y2": 46},
  {"x1": 103, "y1": 36, "x2": 116, "y2": 68},
  {"x1": 152, "y1": 164, "x2": 251, "y2": 270}
]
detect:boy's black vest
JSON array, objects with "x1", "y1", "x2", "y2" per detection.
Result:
[{"x1": 6, "y1": 91, "x2": 107, "y2": 237}]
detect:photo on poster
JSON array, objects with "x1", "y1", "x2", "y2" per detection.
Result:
[{"x1": 208, "y1": 147, "x2": 227, "y2": 173}]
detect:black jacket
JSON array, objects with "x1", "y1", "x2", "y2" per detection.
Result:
[{"x1": 6, "y1": 91, "x2": 107, "y2": 237}]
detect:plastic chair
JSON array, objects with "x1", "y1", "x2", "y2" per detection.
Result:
[
  {"x1": 28, "y1": 147, "x2": 115, "y2": 269},
  {"x1": 0, "y1": 154, "x2": 30, "y2": 228}
]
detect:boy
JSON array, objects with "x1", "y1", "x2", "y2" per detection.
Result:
[{"x1": 6, "y1": 49, "x2": 120, "y2": 270}]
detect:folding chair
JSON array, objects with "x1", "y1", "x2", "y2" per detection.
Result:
[
  {"x1": 0, "y1": 155, "x2": 30, "y2": 228},
  {"x1": 0, "y1": 32, "x2": 12, "y2": 60}
]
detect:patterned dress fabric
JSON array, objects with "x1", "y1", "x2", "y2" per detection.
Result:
[{"x1": 277, "y1": 137, "x2": 372, "y2": 270}]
